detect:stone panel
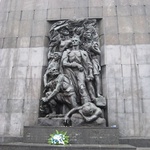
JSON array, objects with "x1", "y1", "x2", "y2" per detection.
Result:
[
  {"x1": 139, "y1": 64, "x2": 150, "y2": 77},
  {"x1": 48, "y1": 0, "x2": 62, "y2": 9},
  {"x1": 31, "y1": 21, "x2": 49, "y2": 36},
  {"x1": 11, "y1": 67, "x2": 27, "y2": 79},
  {"x1": 105, "y1": 45, "x2": 121, "y2": 64},
  {"x1": 140, "y1": 77, "x2": 150, "y2": 99},
  {"x1": 89, "y1": 7, "x2": 103, "y2": 18},
  {"x1": 27, "y1": 66, "x2": 44, "y2": 79},
  {"x1": 136, "y1": 45, "x2": 150, "y2": 64},
  {"x1": 119, "y1": 33, "x2": 134, "y2": 45},
  {"x1": 24, "y1": 79, "x2": 42, "y2": 100},
  {"x1": 117, "y1": 6, "x2": 131, "y2": 16},
  {"x1": 0, "y1": 100, "x2": 7, "y2": 113},
  {"x1": 132, "y1": 16, "x2": 148, "y2": 33},
  {"x1": 8, "y1": 78, "x2": 26, "y2": 99},
  {"x1": 13, "y1": 48, "x2": 30, "y2": 67},
  {"x1": 122, "y1": 65, "x2": 139, "y2": 77},
  {"x1": 105, "y1": 34, "x2": 119, "y2": 45},
  {"x1": 0, "y1": 78, "x2": 9, "y2": 100},
  {"x1": 3, "y1": 37, "x2": 17, "y2": 48},
  {"x1": 131, "y1": 6, "x2": 145, "y2": 16},
  {"x1": 128, "y1": 0, "x2": 143, "y2": 5},
  {"x1": 106, "y1": 77, "x2": 123, "y2": 99},
  {"x1": 30, "y1": 36, "x2": 46, "y2": 47},
  {"x1": 104, "y1": 17, "x2": 118, "y2": 34},
  {"x1": 118, "y1": 17, "x2": 133, "y2": 33},
  {"x1": 116, "y1": 0, "x2": 129, "y2": 6},
  {"x1": 19, "y1": 21, "x2": 32, "y2": 37},
  {"x1": 61, "y1": 8, "x2": 75, "y2": 19},
  {"x1": 0, "y1": 12, "x2": 8, "y2": 22},
  {"x1": 47, "y1": 8, "x2": 61, "y2": 20},
  {"x1": 103, "y1": 6, "x2": 116, "y2": 16},
  {"x1": 29, "y1": 47, "x2": 48, "y2": 67},
  {"x1": 34, "y1": 10, "x2": 47, "y2": 20},
  {"x1": 17, "y1": 37, "x2": 30, "y2": 48},
  {"x1": 0, "y1": 38, "x2": 3, "y2": 48},
  {"x1": 8, "y1": 11, "x2": 21, "y2": 21},
  {"x1": 35, "y1": 0, "x2": 48, "y2": 10},
  {"x1": 22, "y1": 0, "x2": 35, "y2": 10},
  {"x1": 89, "y1": 0, "x2": 103, "y2": 7},
  {"x1": 103, "y1": 0, "x2": 116, "y2": 6},
  {"x1": 9, "y1": 113, "x2": 23, "y2": 136},
  {"x1": 134, "y1": 33, "x2": 150, "y2": 44},
  {"x1": 74, "y1": 7, "x2": 88, "y2": 18},
  {"x1": 120, "y1": 46, "x2": 137, "y2": 64},
  {"x1": 6, "y1": 99, "x2": 24, "y2": 113},
  {"x1": 21, "y1": 10, "x2": 34, "y2": 20}
]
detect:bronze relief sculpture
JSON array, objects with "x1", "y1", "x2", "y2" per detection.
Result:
[{"x1": 40, "y1": 19, "x2": 106, "y2": 126}]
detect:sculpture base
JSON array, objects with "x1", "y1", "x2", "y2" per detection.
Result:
[{"x1": 38, "y1": 116, "x2": 106, "y2": 127}]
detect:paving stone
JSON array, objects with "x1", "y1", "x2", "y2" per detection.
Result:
[
  {"x1": 118, "y1": 17, "x2": 133, "y2": 33},
  {"x1": 103, "y1": 6, "x2": 116, "y2": 16}
]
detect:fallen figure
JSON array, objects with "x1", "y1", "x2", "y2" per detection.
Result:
[{"x1": 64, "y1": 102, "x2": 106, "y2": 126}]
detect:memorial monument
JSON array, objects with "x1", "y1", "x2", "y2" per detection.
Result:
[
  {"x1": 0, "y1": 0, "x2": 150, "y2": 149},
  {"x1": 39, "y1": 19, "x2": 106, "y2": 127}
]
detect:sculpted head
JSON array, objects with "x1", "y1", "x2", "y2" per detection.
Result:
[{"x1": 71, "y1": 35, "x2": 81, "y2": 46}]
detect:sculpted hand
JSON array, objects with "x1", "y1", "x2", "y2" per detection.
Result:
[
  {"x1": 86, "y1": 74, "x2": 94, "y2": 81},
  {"x1": 64, "y1": 116, "x2": 71, "y2": 126}
]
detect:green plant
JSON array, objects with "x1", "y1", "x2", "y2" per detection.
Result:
[{"x1": 48, "y1": 130, "x2": 69, "y2": 145}]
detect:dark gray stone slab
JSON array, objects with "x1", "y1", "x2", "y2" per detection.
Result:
[
  {"x1": 120, "y1": 138, "x2": 150, "y2": 147},
  {"x1": 23, "y1": 126, "x2": 119, "y2": 144},
  {"x1": 0, "y1": 143, "x2": 136, "y2": 150}
]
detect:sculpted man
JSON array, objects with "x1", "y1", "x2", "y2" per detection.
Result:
[{"x1": 62, "y1": 35, "x2": 94, "y2": 104}]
